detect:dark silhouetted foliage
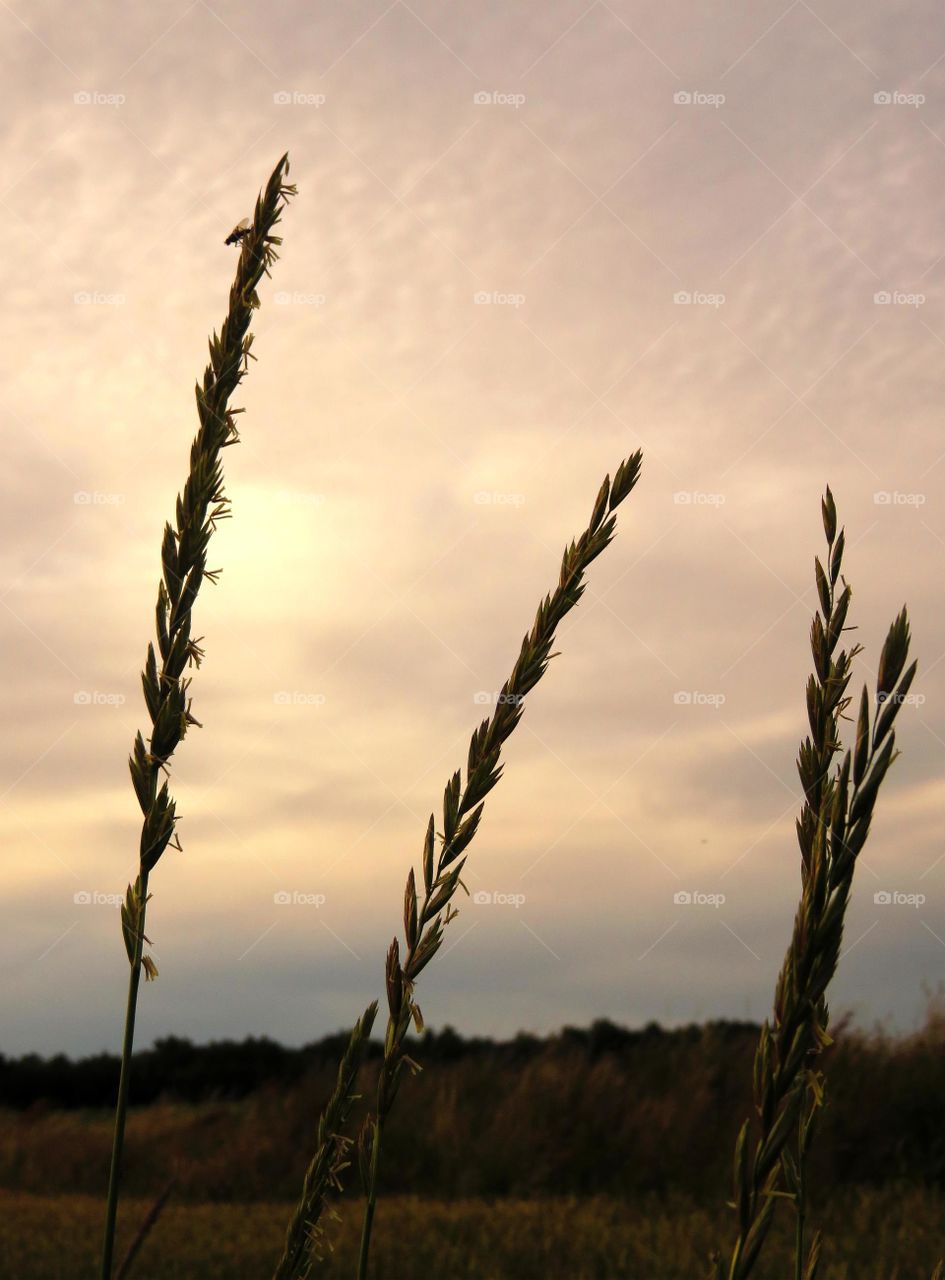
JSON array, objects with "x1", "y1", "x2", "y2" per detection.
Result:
[{"x1": 2, "y1": 1006, "x2": 944, "y2": 1203}]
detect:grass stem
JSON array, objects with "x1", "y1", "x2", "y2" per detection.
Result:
[
  {"x1": 715, "y1": 487, "x2": 916, "y2": 1280},
  {"x1": 100, "y1": 870, "x2": 148, "y2": 1280},
  {"x1": 98, "y1": 153, "x2": 295, "y2": 1279},
  {"x1": 353, "y1": 453, "x2": 644, "y2": 1278}
]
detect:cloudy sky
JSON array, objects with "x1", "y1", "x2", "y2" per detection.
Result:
[{"x1": 1, "y1": 0, "x2": 943, "y2": 1055}]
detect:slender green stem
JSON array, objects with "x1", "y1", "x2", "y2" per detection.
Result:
[
  {"x1": 356, "y1": 1117, "x2": 383, "y2": 1280},
  {"x1": 114, "y1": 1176, "x2": 176, "y2": 1280},
  {"x1": 100, "y1": 871, "x2": 149, "y2": 1280},
  {"x1": 794, "y1": 1170, "x2": 804, "y2": 1280},
  {"x1": 272, "y1": 1001, "x2": 376, "y2": 1280}
]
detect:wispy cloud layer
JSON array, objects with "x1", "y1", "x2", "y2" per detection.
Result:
[{"x1": 0, "y1": 0, "x2": 942, "y2": 1052}]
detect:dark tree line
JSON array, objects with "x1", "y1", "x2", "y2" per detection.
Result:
[
  {"x1": 1, "y1": 1019, "x2": 750, "y2": 1108},
  {"x1": 3, "y1": 1015, "x2": 945, "y2": 1198}
]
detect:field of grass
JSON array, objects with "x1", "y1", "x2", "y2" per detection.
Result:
[{"x1": 2, "y1": 1187, "x2": 943, "y2": 1279}]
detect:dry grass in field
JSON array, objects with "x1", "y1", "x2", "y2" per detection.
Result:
[
  {"x1": 5, "y1": 1001, "x2": 945, "y2": 1208},
  {"x1": 6, "y1": 1188, "x2": 945, "y2": 1280}
]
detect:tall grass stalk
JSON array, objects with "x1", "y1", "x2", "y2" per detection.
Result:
[
  {"x1": 113, "y1": 1177, "x2": 176, "y2": 1280},
  {"x1": 348, "y1": 453, "x2": 644, "y2": 1280},
  {"x1": 269, "y1": 451, "x2": 643, "y2": 1279},
  {"x1": 713, "y1": 487, "x2": 916, "y2": 1280},
  {"x1": 99, "y1": 153, "x2": 295, "y2": 1280},
  {"x1": 272, "y1": 1002, "x2": 378, "y2": 1280}
]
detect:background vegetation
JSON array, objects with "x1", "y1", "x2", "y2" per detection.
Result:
[{"x1": 3, "y1": 1003, "x2": 943, "y2": 1205}]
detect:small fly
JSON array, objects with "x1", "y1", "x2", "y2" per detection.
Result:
[{"x1": 224, "y1": 217, "x2": 250, "y2": 246}]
